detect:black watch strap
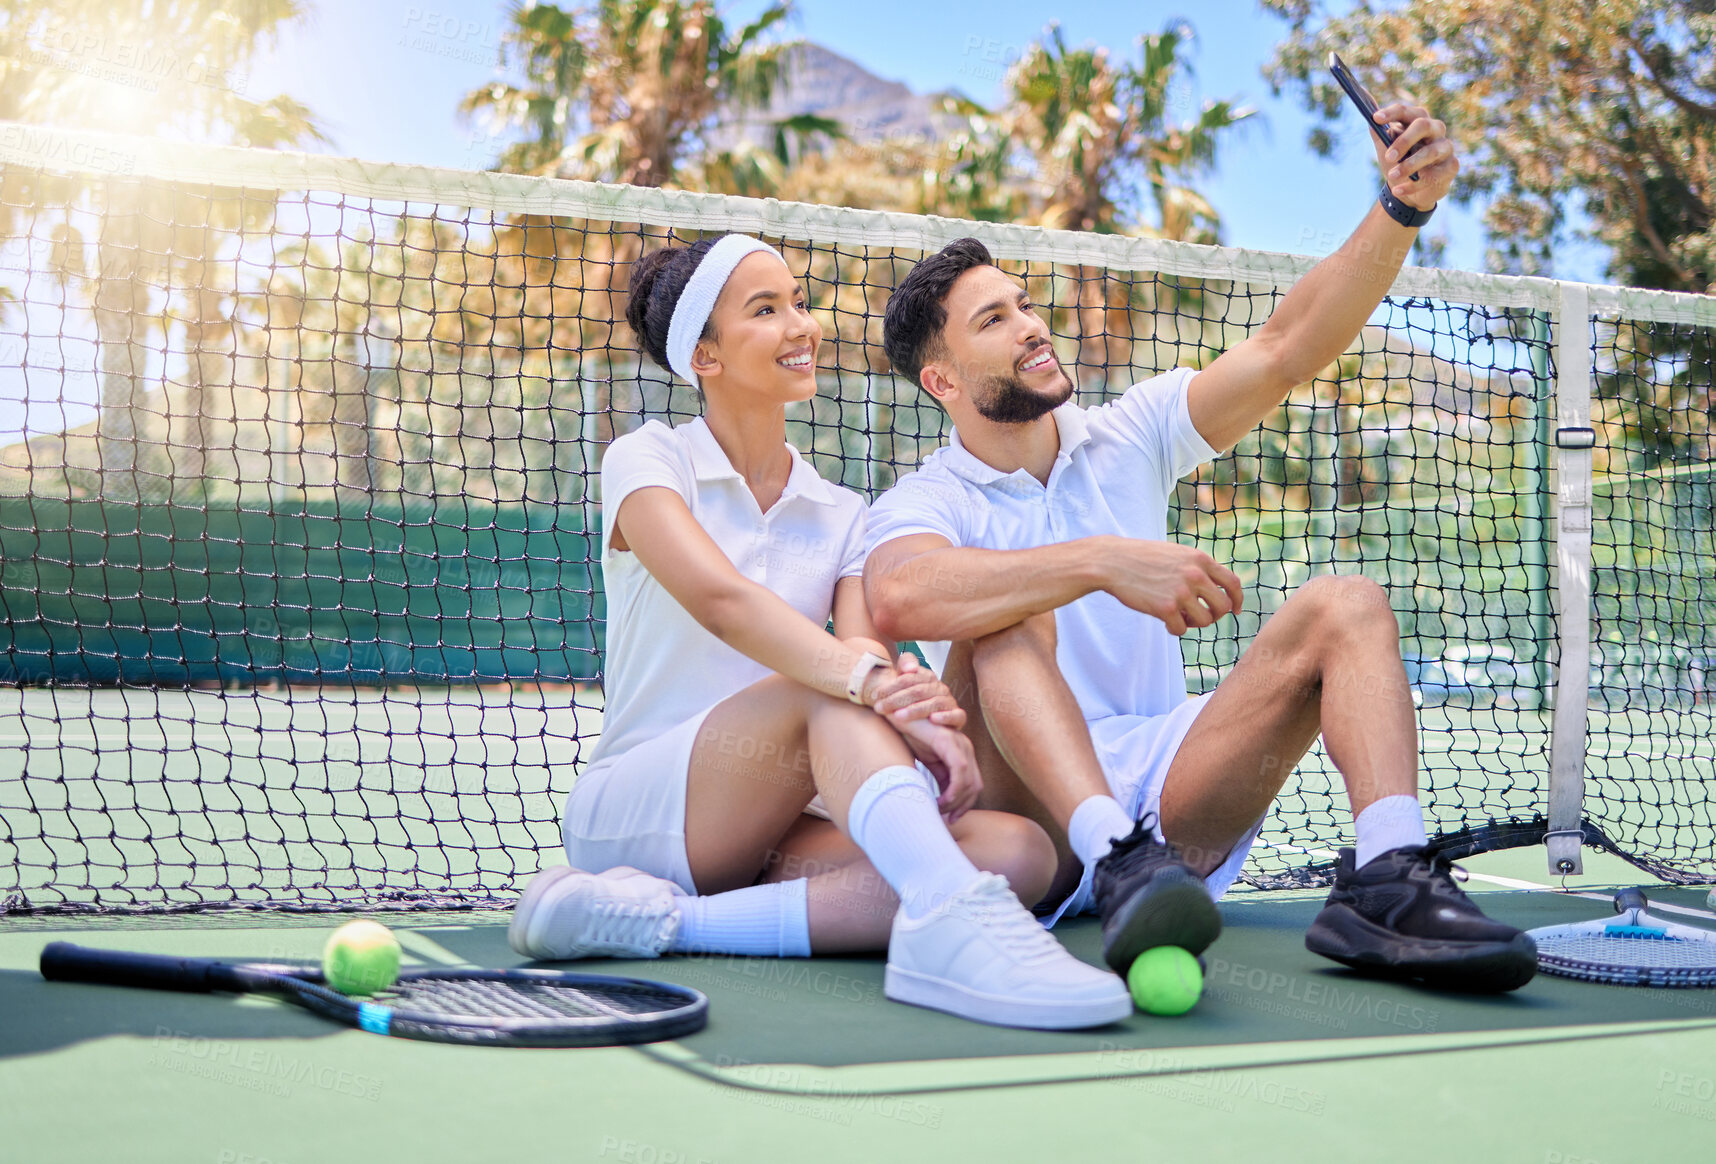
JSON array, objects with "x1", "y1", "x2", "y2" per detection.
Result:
[{"x1": 1378, "y1": 184, "x2": 1434, "y2": 228}]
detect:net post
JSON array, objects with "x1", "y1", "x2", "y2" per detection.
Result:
[
  {"x1": 1547, "y1": 282, "x2": 1594, "y2": 877},
  {"x1": 1528, "y1": 312, "x2": 1553, "y2": 711}
]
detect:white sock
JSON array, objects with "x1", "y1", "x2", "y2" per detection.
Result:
[
  {"x1": 1068, "y1": 794, "x2": 1136, "y2": 867},
  {"x1": 668, "y1": 878, "x2": 811, "y2": 957},
  {"x1": 1354, "y1": 794, "x2": 1430, "y2": 867},
  {"x1": 846, "y1": 765, "x2": 981, "y2": 919}
]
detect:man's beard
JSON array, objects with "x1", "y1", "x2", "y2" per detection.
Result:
[{"x1": 971, "y1": 367, "x2": 1074, "y2": 423}]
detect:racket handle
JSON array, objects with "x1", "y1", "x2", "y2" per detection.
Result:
[
  {"x1": 1613, "y1": 888, "x2": 1649, "y2": 914},
  {"x1": 40, "y1": 942, "x2": 246, "y2": 993}
]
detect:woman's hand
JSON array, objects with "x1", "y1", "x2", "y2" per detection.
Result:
[
  {"x1": 862, "y1": 652, "x2": 966, "y2": 730},
  {"x1": 888, "y1": 715, "x2": 982, "y2": 823}
]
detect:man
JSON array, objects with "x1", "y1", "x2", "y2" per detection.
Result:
[{"x1": 863, "y1": 99, "x2": 1537, "y2": 991}]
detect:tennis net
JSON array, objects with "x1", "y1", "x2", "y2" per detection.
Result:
[{"x1": 2, "y1": 122, "x2": 1713, "y2": 913}]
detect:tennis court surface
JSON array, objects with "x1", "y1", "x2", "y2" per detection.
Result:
[{"x1": 5, "y1": 849, "x2": 1716, "y2": 1163}]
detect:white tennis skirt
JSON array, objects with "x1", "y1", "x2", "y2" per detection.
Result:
[{"x1": 560, "y1": 704, "x2": 718, "y2": 895}]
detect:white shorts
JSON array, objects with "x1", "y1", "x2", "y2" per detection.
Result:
[
  {"x1": 1042, "y1": 691, "x2": 1263, "y2": 928},
  {"x1": 563, "y1": 708, "x2": 922, "y2": 892},
  {"x1": 561, "y1": 704, "x2": 717, "y2": 895}
]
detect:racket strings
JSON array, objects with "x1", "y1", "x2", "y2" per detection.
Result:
[
  {"x1": 1536, "y1": 933, "x2": 1716, "y2": 970},
  {"x1": 382, "y1": 976, "x2": 694, "y2": 1021}
]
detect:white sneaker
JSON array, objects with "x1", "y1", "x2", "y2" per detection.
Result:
[
  {"x1": 508, "y1": 865, "x2": 682, "y2": 960},
  {"x1": 884, "y1": 872, "x2": 1132, "y2": 1029}
]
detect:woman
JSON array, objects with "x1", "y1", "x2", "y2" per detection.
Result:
[{"x1": 509, "y1": 234, "x2": 1127, "y2": 1029}]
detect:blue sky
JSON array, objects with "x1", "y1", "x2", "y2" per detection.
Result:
[{"x1": 241, "y1": 0, "x2": 1601, "y2": 280}]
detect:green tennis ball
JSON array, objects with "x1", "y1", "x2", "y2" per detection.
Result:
[
  {"x1": 1128, "y1": 946, "x2": 1203, "y2": 1016},
  {"x1": 322, "y1": 919, "x2": 401, "y2": 996}
]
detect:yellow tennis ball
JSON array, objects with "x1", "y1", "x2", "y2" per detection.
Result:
[
  {"x1": 322, "y1": 919, "x2": 401, "y2": 996},
  {"x1": 1128, "y1": 946, "x2": 1203, "y2": 1016}
]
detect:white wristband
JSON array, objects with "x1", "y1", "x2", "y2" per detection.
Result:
[{"x1": 845, "y1": 653, "x2": 890, "y2": 705}]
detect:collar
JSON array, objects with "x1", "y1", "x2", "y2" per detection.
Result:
[
  {"x1": 683, "y1": 416, "x2": 839, "y2": 506},
  {"x1": 943, "y1": 400, "x2": 1094, "y2": 486}
]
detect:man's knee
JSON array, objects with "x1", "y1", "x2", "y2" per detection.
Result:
[
  {"x1": 963, "y1": 614, "x2": 1063, "y2": 734},
  {"x1": 1289, "y1": 574, "x2": 1396, "y2": 640},
  {"x1": 971, "y1": 611, "x2": 1057, "y2": 663}
]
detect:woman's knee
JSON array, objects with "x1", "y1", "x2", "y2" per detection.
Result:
[
  {"x1": 801, "y1": 684, "x2": 887, "y2": 741},
  {"x1": 950, "y1": 809, "x2": 1057, "y2": 905},
  {"x1": 730, "y1": 672, "x2": 873, "y2": 752}
]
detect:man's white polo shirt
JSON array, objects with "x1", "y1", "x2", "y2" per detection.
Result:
[
  {"x1": 590, "y1": 416, "x2": 868, "y2": 767},
  {"x1": 864, "y1": 367, "x2": 1217, "y2": 730}
]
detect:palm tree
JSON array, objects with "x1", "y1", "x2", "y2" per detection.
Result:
[
  {"x1": 998, "y1": 22, "x2": 1254, "y2": 387},
  {"x1": 1132, "y1": 26, "x2": 1256, "y2": 246},
  {"x1": 460, "y1": 0, "x2": 796, "y2": 187},
  {"x1": 247, "y1": 211, "x2": 599, "y2": 508},
  {"x1": 169, "y1": 187, "x2": 302, "y2": 487},
  {"x1": 1002, "y1": 22, "x2": 1252, "y2": 240},
  {"x1": 255, "y1": 232, "x2": 415, "y2": 504},
  {"x1": 3, "y1": 0, "x2": 322, "y2": 499}
]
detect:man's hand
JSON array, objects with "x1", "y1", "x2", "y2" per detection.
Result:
[
  {"x1": 863, "y1": 651, "x2": 966, "y2": 729},
  {"x1": 1095, "y1": 536, "x2": 1244, "y2": 636},
  {"x1": 1186, "y1": 98, "x2": 1458, "y2": 454},
  {"x1": 892, "y1": 716, "x2": 982, "y2": 823},
  {"x1": 1369, "y1": 99, "x2": 1458, "y2": 210}
]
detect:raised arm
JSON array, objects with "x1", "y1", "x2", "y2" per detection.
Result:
[
  {"x1": 865, "y1": 532, "x2": 1242, "y2": 644},
  {"x1": 1187, "y1": 100, "x2": 1459, "y2": 453}
]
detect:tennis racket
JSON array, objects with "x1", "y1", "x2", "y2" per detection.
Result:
[
  {"x1": 40, "y1": 941, "x2": 709, "y2": 1046},
  {"x1": 1328, "y1": 51, "x2": 1421, "y2": 181},
  {"x1": 1527, "y1": 889, "x2": 1716, "y2": 988}
]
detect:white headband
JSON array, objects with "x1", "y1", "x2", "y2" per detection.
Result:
[{"x1": 665, "y1": 235, "x2": 788, "y2": 389}]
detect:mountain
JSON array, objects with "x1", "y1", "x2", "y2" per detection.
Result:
[{"x1": 710, "y1": 41, "x2": 964, "y2": 150}]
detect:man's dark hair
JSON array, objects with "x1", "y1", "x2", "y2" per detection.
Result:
[{"x1": 882, "y1": 237, "x2": 995, "y2": 387}]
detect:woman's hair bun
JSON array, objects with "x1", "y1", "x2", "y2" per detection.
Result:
[{"x1": 624, "y1": 236, "x2": 723, "y2": 372}]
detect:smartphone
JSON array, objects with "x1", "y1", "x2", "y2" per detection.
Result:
[{"x1": 1327, "y1": 51, "x2": 1419, "y2": 180}]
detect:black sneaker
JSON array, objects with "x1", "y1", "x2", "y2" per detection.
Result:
[
  {"x1": 1091, "y1": 815, "x2": 1222, "y2": 973},
  {"x1": 1305, "y1": 846, "x2": 1537, "y2": 992}
]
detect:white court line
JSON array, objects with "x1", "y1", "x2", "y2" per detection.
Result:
[{"x1": 1256, "y1": 839, "x2": 1716, "y2": 922}]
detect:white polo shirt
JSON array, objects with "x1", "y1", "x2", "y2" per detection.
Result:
[
  {"x1": 589, "y1": 416, "x2": 868, "y2": 766},
  {"x1": 864, "y1": 367, "x2": 1217, "y2": 731}
]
